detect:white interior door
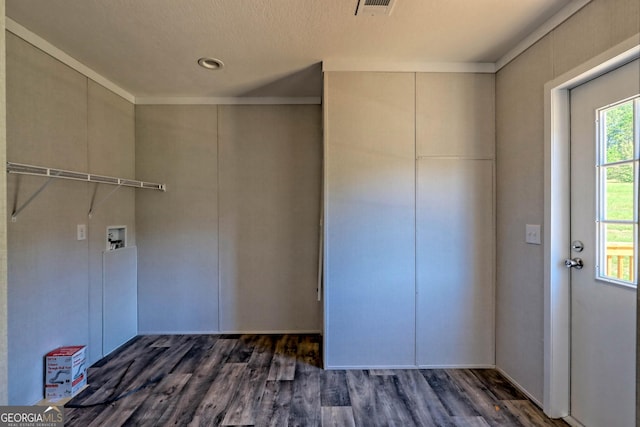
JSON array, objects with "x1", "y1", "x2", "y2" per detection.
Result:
[{"x1": 569, "y1": 59, "x2": 639, "y2": 427}]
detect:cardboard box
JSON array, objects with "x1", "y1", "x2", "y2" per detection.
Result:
[{"x1": 45, "y1": 346, "x2": 87, "y2": 400}]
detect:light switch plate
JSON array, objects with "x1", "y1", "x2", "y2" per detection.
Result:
[
  {"x1": 525, "y1": 224, "x2": 541, "y2": 245},
  {"x1": 77, "y1": 224, "x2": 87, "y2": 241}
]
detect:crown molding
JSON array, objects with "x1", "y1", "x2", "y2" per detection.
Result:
[
  {"x1": 495, "y1": 0, "x2": 593, "y2": 71},
  {"x1": 322, "y1": 60, "x2": 496, "y2": 73},
  {"x1": 135, "y1": 96, "x2": 321, "y2": 105},
  {"x1": 325, "y1": 0, "x2": 593, "y2": 75},
  {"x1": 6, "y1": 0, "x2": 594, "y2": 103},
  {"x1": 6, "y1": 18, "x2": 320, "y2": 105},
  {"x1": 6, "y1": 18, "x2": 136, "y2": 103}
]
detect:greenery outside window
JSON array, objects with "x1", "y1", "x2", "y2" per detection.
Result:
[{"x1": 596, "y1": 96, "x2": 639, "y2": 286}]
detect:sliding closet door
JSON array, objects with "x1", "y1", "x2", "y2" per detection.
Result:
[{"x1": 324, "y1": 72, "x2": 416, "y2": 368}]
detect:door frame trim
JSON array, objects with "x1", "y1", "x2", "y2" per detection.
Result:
[{"x1": 543, "y1": 34, "x2": 640, "y2": 418}]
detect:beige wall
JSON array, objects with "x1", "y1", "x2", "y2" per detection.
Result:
[
  {"x1": 135, "y1": 104, "x2": 323, "y2": 334},
  {"x1": 0, "y1": 0, "x2": 7, "y2": 406},
  {"x1": 218, "y1": 105, "x2": 322, "y2": 332},
  {"x1": 495, "y1": 0, "x2": 639, "y2": 403},
  {"x1": 135, "y1": 105, "x2": 219, "y2": 334},
  {"x1": 6, "y1": 33, "x2": 136, "y2": 404},
  {"x1": 87, "y1": 80, "x2": 135, "y2": 363},
  {"x1": 3, "y1": 0, "x2": 636, "y2": 408},
  {"x1": 6, "y1": 33, "x2": 322, "y2": 401}
]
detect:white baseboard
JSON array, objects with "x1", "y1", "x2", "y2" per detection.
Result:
[
  {"x1": 562, "y1": 416, "x2": 585, "y2": 427},
  {"x1": 324, "y1": 363, "x2": 496, "y2": 370},
  {"x1": 137, "y1": 330, "x2": 321, "y2": 335},
  {"x1": 218, "y1": 330, "x2": 322, "y2": 335},
  {"x1": 138, "y1": 330, "x2": 220, "y2": 335},
  {"x1": 495, "y1": 367, "x2": 543, "y2": 408},
  {"x1": 325, "y1": 364, "x2": 418, "y2": 370},
  {"x1": 418, "y1": 364, "x2": 496, "y2": 369}
]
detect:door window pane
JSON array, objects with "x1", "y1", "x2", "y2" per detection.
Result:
[
  {"x1": 597, "y1": 97, "x2": 638, "y2": 286},
  {"x1": 601, "y1": 224, "x2": 636, "y2": 283},
  {"x1": 603, "y1": 101, "x2": 634, "y2": 163},
  {"x1": 604, "y1": 164, "x2": 635, "y2": 221}
]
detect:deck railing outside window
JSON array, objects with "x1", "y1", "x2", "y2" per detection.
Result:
[{"x1": 606, "y1": 242, "x2": 635, "y2": 282}]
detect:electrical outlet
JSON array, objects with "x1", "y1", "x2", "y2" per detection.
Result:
[
  {"x1": 77, "y1": 224, "x2": 87, "y2": 241},
  {"x1": 525, "y1": 224, "x2": 541, "y2": 245}
]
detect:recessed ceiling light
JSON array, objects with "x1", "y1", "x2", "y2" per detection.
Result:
[{"x1": 197, "y1": 57, "x2": 224, "y2": 70}]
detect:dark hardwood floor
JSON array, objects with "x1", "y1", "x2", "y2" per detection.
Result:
[{"x1": 65, "y1": 334, "x2": 567, "y2": 426}]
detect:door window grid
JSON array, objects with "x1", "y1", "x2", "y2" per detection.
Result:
[{"x1": 596, "y1": 96, "x2": 639, "y2": 286}]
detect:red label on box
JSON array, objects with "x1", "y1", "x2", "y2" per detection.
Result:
[
  {"x1": 45, "y1": 345, "x2": 87, "y2": 400},
  {"x1": 46, "y1": 346, "x2": 86, "y2": 357}
]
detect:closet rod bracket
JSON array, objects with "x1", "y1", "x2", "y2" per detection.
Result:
[
  {"x1": 88, "y1": 183, "x2": 123, "y2": 219},
  {"x1": 11, "y1": 172, "x2": 61, "y2": 222}
]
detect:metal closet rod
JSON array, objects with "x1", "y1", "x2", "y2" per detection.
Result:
[{"x1": 7, "y1": 162, "x2": 166, "y2": 191}]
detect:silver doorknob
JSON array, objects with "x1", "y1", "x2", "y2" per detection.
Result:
[{"x1": 564, "y1": 258, "x2": 584, "y2": 269}]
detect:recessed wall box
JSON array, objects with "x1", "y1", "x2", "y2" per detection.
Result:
[{"x1": 107, "y1": 226, "x2": 127, "y2": 251}]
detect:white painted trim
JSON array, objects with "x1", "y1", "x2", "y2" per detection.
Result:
[
  {"x1": 138, "y1": 330, "x2": 221, "y2": 335},
  {"x1": 325, "y1": 365, "x2": 418, "y2": 370},
  {"x1": 562, "y1": 416, "x2": 586, "y2": 427},
  {"x1": 496, "y1": 367, "x2": 543, "y2": 408},
  {"x1": 322, "y1": 72, "x2": 330, "y2": 369},
  {"x1": 218, "y1": 330, "x2": 322, "y2": 334},
  {"x1": 415, "y1": 155, "x2": 495, "y2": 161},
  {"x1": 543, "y1": 79, "x2": 571, "y2": 419},
  {"x1": 5, "y1": 18, "x2": 136, "y2": 104},
  {"x1": 328, "y1": 1, "x2": 592, "y2": 75},
  {"x1": 418, "y1": 364, "x2": 496, "y2": 369},
  {"x1": 5, "y1": 18, "x2": 320, "y2": 106},
  {"x1": 138, "y1": 330, "x2": 322, "y2": 335},
  {"x1": 4, "y1": 0, "x2": 593, "y2": 106},
  {"x1": 135, "y1": 96, "x2": 322, "y2": 105},
  {"x1": 549, "y1": 37, "x2": 640, "y2": 91},
  {"x1": 326, "y1": 364, "x2": 496, "y2": 370},
  {"x1": 496, "y1": 0, "x2": 592, "y2": 71},
  {"x1": 543, "y1": 34, "x2": 640, "y2": 419},
  {"x1": 322, "y1": 60, "x2": 495, "y2": 74}
]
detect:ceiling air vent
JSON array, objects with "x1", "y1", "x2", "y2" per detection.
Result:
[{"x1": 355, "y1": 0, "x2": 396, "y2": 16}]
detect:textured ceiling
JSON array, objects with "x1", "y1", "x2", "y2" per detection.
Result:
[{"x1": 6, "y1": 0, "x2": 573, "y2": 98}]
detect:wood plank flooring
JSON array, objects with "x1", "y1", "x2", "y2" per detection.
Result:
[{"x1": 65, "y1": 334, "x2": 567, "y2": 426}]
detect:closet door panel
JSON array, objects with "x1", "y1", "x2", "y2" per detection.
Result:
[
  {"x1": 416, "y1": 159, "x2": 494, "y2": 367},
  {"x1": 416, "y1": 73, "x2": 495, "y2": 158},
  {"x1": 103, "y1": 247, "x2": 137, "y2": 356},
  {"x1": 324, "y1": 72, "x2": 416, "y2": 367}
]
